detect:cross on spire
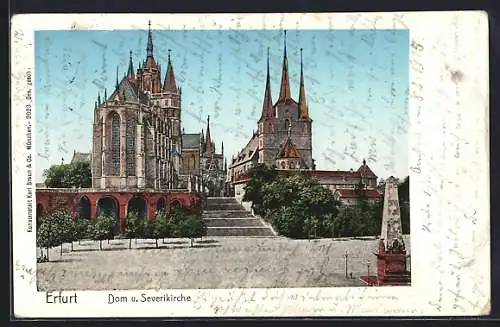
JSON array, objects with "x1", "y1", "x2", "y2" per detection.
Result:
[
  {"x1": 147, "y1": 20, "x2": 154, "y2": 57},
  {"x1": 278, "y1": 30, "x2": 292, "y2": 103}
]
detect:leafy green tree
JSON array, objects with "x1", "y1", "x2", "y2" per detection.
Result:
[
  {"x1": 36, "y1": 219, "x2": 57, "y2": 261},
  {"x1": 177, "y1": 214, "x2": 207, "y2": 247},
  {"x1": 261, "y1": 173, "x2": 341, "y2": 239},
  {"x1": 74, "y1": 218, "x2": 91, "y2": 245},
  {"x1": 242, "y1": 163, "x2": 278, "y2": 214},
  {"x1": 36, "y1": 210, "x2": 73, "y2": 258},
  {"x1": 91, "y1": 214, "x2": 115, "y2": 250},
  {"x1": 123, "y1": 211, "x2": 144, "y2": 249},
  {"x1": 43, "y1": 161, "x2": 91, "y2": 188},
  {"x1": 143, "y1": 212, "x2": 170, "y2": 248}
]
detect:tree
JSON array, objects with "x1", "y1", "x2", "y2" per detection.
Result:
[
  {"x1": 242, "y1": 163, "x2": 278, "y2": 214},
  {"x1": 123, "y1": 211, "x2": 144, "y2": 249},
  {"x1": 262, "y1": 173, "x2": 342, "y2": 239},
  {"x1": 143, "y1": 212, "x2": 170, "y2": 249},
  {"x1": 73, "y1": 218, "x2": 91, "y2": 246},
  {"x1": 43, "y1": 161, "x2": 91, "y2": 188},
  {"x1": 177, "y1": 214, "x2": 207, "y2": 247},
  {"x1": 91, "y1": 214, "x2": 115, "y2": 250},
  {"x1": 36, "y1": 210, "x2": 73, "y2": 259}
]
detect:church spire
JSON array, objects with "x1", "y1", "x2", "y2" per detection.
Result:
[
  {"x1": 205, "y1": 115, "x2": 213, "y2": 155},
  {"x1": 259, "y1": 47, "x2": 274, "y2": 122},
  {"x1": 298, "y1": 48, "x2": 310, "y2": 119},
  {"x1": 163, "y1": 49, "x2": 178, "y2": 92},
  {"x1": 146, "y1": 20, "x2": 153, "y2": 58},
  {"x1": 127, "y1": 50, "x2": 135, "y2": 81},
  {"x1": 278, "y1": 30, "x2": 292, "y2": 103}
]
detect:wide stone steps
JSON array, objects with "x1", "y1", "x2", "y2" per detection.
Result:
[
  {"x1": 204, "y1": 218, "x2": 264, "y2": 227},
  {"x1": 202, "y1": 210, "x2": 253, "y2": 218},
  {"x1": 206, "y1": 226, "x2": 275, "y2": 237},
  {"x1": 203, "y1": 197, "x2": 275, "y2": 237},
  {"x1": 205, "y1": 203, "x2": 246, "y2": 211}
]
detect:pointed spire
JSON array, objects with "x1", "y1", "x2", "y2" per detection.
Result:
[
  {"x1": 205, "y1": 115, "x2": 213, "y2": 155},
  {"x1": 259, "y1": 47, "x2": 274, "y2": 122},
  {"x1": 104, "y1": 88, "x2": 107, "y2": 101},
  {"x1": 298, "y1": 48, "x2": 309, "y2": 119},
  {"x1": 97, "y1": 92, "x2": 101, "y2": 105},
  {"x1": 127, "y1": 50, "x2": 135, "y2": 81},
  {"x1": 278, "y1": 30, "x2": 292, "y2": 103},
  {"x1": 163, "y1": 49, "x2": 178, "y2": 92},
  {"x1": 94, "y1": 101, "x2": 97, "y2": 109},
  {"x1": 115, "y1": 66, "x2": 119, "y2": 90},
  {"x1": 221, "y1": 141, "x2": 224, "y2": 156},
  {"x1": 147, "y1": 20, "x2": 153, "y2": 57}
]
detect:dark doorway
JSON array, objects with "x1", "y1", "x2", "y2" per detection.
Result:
[
  {"x1": 127, "y1": 196, "x2": 147, "y2": 218},
  {"x1": 170, "y1": 200, "x2": 182, "y2": 213},
  {"x1": 97, "y1": 197, "x2": 120, "y2": 232},
  {"x1": 78, "y1": 196, "x2": 91, "y2": 220},
  {"x1": 156, "y1": 198, "x2": 166, "y2": 213}
]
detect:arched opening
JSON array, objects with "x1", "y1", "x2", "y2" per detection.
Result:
[
  {"x1": 281, "y1": 161, "x2": 286, "y2": 169},
  {"x1": 170, "y1": 200, "x2": 182, "y2": 213},
  {"x1": 36, "y1": 204, "x2": 44, "y2": 220},
  {"x1": 156, "y1": 198, "x2": 166, "y2": 213},
  {"x1": 97, "y1": 197, "x2": 120, "y2": 232},
  {"x1": 78, "y1": 196, "x2": 91, "y2": 220},
  {"x1": 106, "y1": 111, "x2": 121, "y2": 176},
  {"x1": 127, "y1": 196, "x2": 147, "y2": 218}
]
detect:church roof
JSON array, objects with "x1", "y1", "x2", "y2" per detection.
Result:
[
  {"x1": 231, "y1": 135, "x2": 259, "y2": 167},
  {"x1": 182, "y1": 133, "x2": 201, "y2": 148},
  {"x1": 357, "y1": 160, "x2": 377, "y2": 178},
  {"x1": 71, "y1": 151, "x2": 91, "y2": 164},
  {"x1": 109, "y1": 76, "x2": 149, "y2": 105},
  {"x1": 335, "y1": 189, "x2": 382, "y2": 199},
  {"x1": 277, "y1": 137, "x2": 301, "y2": 159}
]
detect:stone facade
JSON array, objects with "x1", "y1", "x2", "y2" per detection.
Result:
[
  {"x1": 228, "y1": 33, "x2": 380, "y2": 205},
  {"x1": 91, "y1": 25, "x2": 183, "y2": 190}
]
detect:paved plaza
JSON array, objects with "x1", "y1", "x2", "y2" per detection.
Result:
[{"x1": 37, "y1": 236, "x2": 411, "y2": 291}]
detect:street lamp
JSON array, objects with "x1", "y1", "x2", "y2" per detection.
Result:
[{"x1": 344, "y1": 250, "x2": 348, "y2": 279}]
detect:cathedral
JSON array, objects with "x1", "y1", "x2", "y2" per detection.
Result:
[
  {"x1": 91, "y1": 21, "x2": 226, "y2": 194},
  {"x1": 229, "y1": 32, "x2": 380, "y2": 204}
]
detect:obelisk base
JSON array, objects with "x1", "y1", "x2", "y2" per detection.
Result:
[{"x1": 360, "y1": 239, "x2": 411, "y2": 286}]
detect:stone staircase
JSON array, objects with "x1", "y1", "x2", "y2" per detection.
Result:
[{"x1": 203, "y1": 197, "x2": 275, "y2": 237}]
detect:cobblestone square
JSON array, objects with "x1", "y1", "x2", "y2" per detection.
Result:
[{"x1": 37, "y1": 236, "x2": 411, "y2": 291}]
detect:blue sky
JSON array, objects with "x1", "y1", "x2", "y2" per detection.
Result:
[{"x1": 34, "y1": 28, "x2": 409, "y2": 183}]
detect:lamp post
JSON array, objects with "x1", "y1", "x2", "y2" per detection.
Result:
[{"x1": 344, "y1": 250, "x2": 348, "y2": 279}]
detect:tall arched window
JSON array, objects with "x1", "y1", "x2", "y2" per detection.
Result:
[{"x1": 107, "y1": 111, "x2": 121, "y2": 176}]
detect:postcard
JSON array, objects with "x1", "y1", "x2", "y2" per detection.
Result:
[{"x1": 11, "y1": 12, "x2": 490, "y2": 318}]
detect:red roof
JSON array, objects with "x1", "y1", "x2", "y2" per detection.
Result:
[
  {"x1": 309, "y1": 170, "x2": 362, "y2": 178},
  {"x1": 337, "y1": 189, "x2": 382, "y2": 199}
]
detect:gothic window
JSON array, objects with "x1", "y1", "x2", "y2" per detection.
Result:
[
  {"x1": 107, "y1": 111, "x2": 120, "y2": 176},
  {"x1": 259, "y1": 123, "x2": 263, "y2": 133},
  {"x1": 269, "y1": 123, "x2": 274, "y2": 133},
  {"x1": 189, "y1": 156, "x2": 195, "y2": 170},
  {"x1": 281, "y1": 162, "x2": 286, "y2": 169},
  {"x1": 288, "y1": 162, "x2": 294, "y2": 169},
  {"x1": 126, "y1": 114, "x2": 136, "y2": 176},
  {"x1": 303, "y1": 124, "x2": 308, "y2": 135}
]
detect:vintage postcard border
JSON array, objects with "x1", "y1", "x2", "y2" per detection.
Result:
[{"x1": 11, "y1": 12, "x2": 490, "y2": 317}]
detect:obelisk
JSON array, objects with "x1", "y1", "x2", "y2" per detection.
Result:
[{"x1": 380, "y1": 176, "x2": 404, "y2": 251}]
